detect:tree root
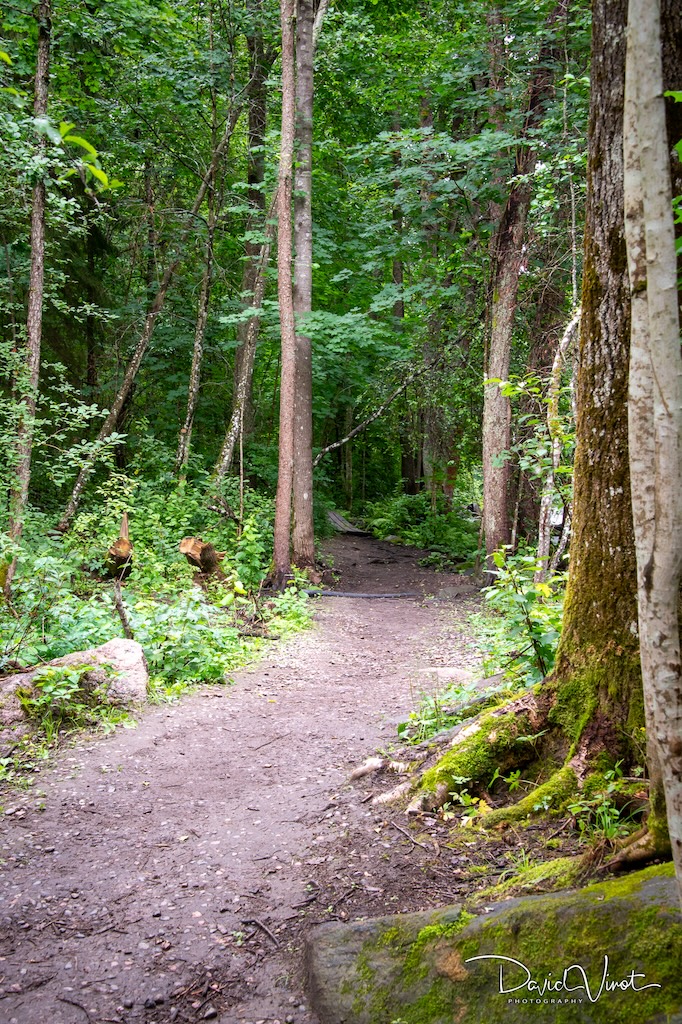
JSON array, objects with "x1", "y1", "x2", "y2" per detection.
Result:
[
  {"x1": 481, "y1": 765, "x2": 578, "y2": 827},
  {"x1": 599, "y1": 825, "x2": 672, "y2": 874}
]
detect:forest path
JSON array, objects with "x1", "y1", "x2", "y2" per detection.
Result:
[{"x1": 0, "y1": 536, "x2": 481, "y2": 1024}]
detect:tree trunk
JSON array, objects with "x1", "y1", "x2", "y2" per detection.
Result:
[
  {"x1": 625, "y1": 0, "x2": 682, "y2": 901},
  {"x1": 536, "y1": 308, "x2": 581, "y2": 580},
  {"x1": 175, "y1": 186, "x2": 216, "y2": 478},
  {"x1": 3, "y1": 0, "x2": 51, "y2": 600},
  {"x1": 232, "y1": 0, "x2": 272, "y2": 435},
  {"x1": 213, "y1": 199, "x2": 277, "y2": 483},
  {"x1": 412, "y1": 0, "x2": 651, "y2": 827},
  {"x1": 271, "y1": 0, "x2": 297, "y2": 587},
  {"x1": 57, "y1": 103, "x2": 243, "y2": 532},
  {"x1": 482, "y1": 0, "x2": 569, "y2": 570},
  {"x1": 291, "y1": 0, "x2": 316, "y2": 570},
  {"x1": 551, "y1": 0, "x2": 644, "y2": 768}
]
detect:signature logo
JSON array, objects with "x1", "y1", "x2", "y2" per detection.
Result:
[{"x1": 463, "y1": 954, "x2": 661, "y2": 1004}]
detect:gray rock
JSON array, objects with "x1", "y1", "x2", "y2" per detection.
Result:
[{"x1": 305, "y1": 864, "x2": 682, "y2": 1024}]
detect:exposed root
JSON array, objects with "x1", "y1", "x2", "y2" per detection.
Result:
[
  {"x1": 482, "y1": 765, "x2": 578, "y2": 828},
  {"x1": 349, "y1": 756, "x2": 385, "y2": 780},
  {"x1": 372, "y1": 781, "x2": 412, "y2": 806},
  {"x1": 406, "y1": 781, "x2": 450, "y2": 816},
  {"x1": 599, "y1": 826, "x2": 672, "y2": 874}
]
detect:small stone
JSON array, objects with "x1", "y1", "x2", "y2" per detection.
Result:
[
  {"x1": 202, "y1": 1008, "x2": 218, "y2": 1020},
  {"x1": 122, "y1": 999, "x2": 134, "y2": 1009},
  {"x1": 144, "y1": 998, "x2": 156, "y2": 1009}
]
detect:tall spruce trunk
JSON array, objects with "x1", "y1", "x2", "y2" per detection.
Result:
[
  {"x1": 291, "y1": 0, "x2": 316, "y2": 570},
  {"x1": 271, "y1": 0, "x2": 297, "y2": 586},
  {"x1": 3, "y1": 0, "x2": 51, "y2": 599},
  {"x1": 624, "y1": 0, "x2": 682, "y2": 901}
]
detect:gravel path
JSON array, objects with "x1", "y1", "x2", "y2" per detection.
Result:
[{"x1": 0, "y1": 536, "x2": 482, "y2": 1024}]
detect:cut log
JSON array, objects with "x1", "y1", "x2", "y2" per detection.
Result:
[
  {"x1": 105, "y1": 513, "x2": 133, "y2": 579},
  {"x1": 179, "y1": 536, "x2": 225, "y2": 574}
]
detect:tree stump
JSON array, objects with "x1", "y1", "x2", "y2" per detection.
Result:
[{"x1": 179, "y1": 537, "x2": 225, "y2": 574}]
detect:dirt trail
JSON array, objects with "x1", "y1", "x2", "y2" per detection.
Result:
[{"x1": 0, "y1": 536, "x2": 481, "y2": 1024}]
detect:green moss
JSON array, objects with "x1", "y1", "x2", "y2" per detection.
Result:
[
  {"x1": 476, "y1": 856, "x2": 582, "y2": 901},
  {"x1": 483, "y1": 764, "x2": 577, "y2": 827},
  {"x1": 583, "y1": 860, "x2": 675, "y2": 900},
  {"x1": 330, "y1": 865, "x2": 680, "y2": 1024},
  {"x1": 419, "y1": 711, "x2": 533, "y2": 794}
]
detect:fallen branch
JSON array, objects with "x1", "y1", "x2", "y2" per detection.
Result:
[
  {"x1": 113, "y1": 580, "x2": 134, "y2": 640},
  {"x1": 390, "y1": 819, "x2": 429, "y2": 850},
  {"x1": 241, "y1": 917, "x2": 280, "y2": 947}
]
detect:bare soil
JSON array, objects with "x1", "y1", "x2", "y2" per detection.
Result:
[{"x1": 0, "y1": 535, "x2": 540, "y2": 1024}]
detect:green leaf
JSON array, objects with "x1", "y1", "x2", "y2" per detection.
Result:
[
  {"x1": 0, "y1": 50, "x2": 12, "y2": 65},
  {"x1": 64, "y1": 134, "x2": 98, "y2": 158},
  {"x1": 86, "y1": 164, "x2": 109, "y2": 188}
]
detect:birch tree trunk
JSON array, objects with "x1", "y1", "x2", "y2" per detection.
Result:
[
  {"x1": 271, "y1": 0, "x2": 297, "y2": 586},
  {"x1": 535, "y1": 307, "x2": 581, "y2": 581},
  {"x1": 3, "y1": 0, "x2": 51, "y2": 600},
  {"x1": 231, "y1": 0, "x2": 273, "y2": 436},
  {"x1": 57, "y1": 103, "x2": 243, "y2": 532},
  {"x1": 291, "y1": 0, "x2": 316, "y2": 570},
  {"x1": 624, "y1": 0, "x2": 682, "y2": 903}
]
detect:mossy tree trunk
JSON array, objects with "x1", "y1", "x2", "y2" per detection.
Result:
[
  {"x1": 413, "y1": 0, "x2": 658, "y2": 826},
  {"x1": 547, "y1": 0, "x2": 645, "y2": 770}
]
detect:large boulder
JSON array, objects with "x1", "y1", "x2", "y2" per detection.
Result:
[
  {"x1": 305, "y1": 863, "x2": 682, "y2": 1024},
  {"x1": 0, "y1": 638, "x2": 148, "y2": 754}
]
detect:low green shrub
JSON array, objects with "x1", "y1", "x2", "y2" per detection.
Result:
[{"x1": 362, "y1": 491, "x2": 479, "y2": 563}]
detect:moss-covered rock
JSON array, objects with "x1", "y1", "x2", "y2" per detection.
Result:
[{"x1": 305, "y1": 863, "x2": 681, "y2": 1023}]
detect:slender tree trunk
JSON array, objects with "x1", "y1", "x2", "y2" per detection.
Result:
[
  {"x1": 271, "y1": 0, "x2": 297, "y2": 587},
  {"x1": 232, "y1": 0, "x2": 271, "y2": 434},
  {"x1": 625, "y1": 0, "x2": 682, "y2": 900},
  {"x1": 3, "y1": 0, "x2": 51, "y2": 599},
  {"x1": 291, "y1": 0, "x2": 316, "y2": 570},
  {"x1": 213, "y1": 197, "x2": 277, "y2": 482},
  {"x1": 175, "y1": 186, "x2": 216, "y2": 478},
  {"x1": 482, "y1": 177, "x2": 533, "y2": 562},
  {"x1": 482, "y1": 0, "x2": 568, "y2": 570},
  {"x1": 57, "y1": 103, "x2": 243, "y2": 532},
  {"x1": 536, "y1": 308, "x2": 581, "y2": 580}
]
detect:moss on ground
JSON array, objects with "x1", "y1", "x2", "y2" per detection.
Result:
[
  {"x1": 419, "y1": 711, "x2": 534, "y2": 795},
  {"x1": 316, "y1": 863, "x2": 681, "y2": 1024}
]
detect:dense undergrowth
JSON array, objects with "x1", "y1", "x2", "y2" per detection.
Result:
[
  {"x1": 0, "y1": 474, "x2": 311, "y2": 691},
  {"x1": 361, "y1": 490, "x2": 481, "y2": 568}
]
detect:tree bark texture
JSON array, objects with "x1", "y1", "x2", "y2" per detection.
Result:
[
  {"x1": 625, "y1": 0, "x2": 682, "y2": 901},
  {"x1": 57, "y1": 103, "x2": 243, "y2": 532},
  {"x1": 535, "y1": 308, "x2": 581, "y2": 580},
  {"x1": 271, "y1": 0, "x2": 297, "y2": 586},
  {"x1": 551, "y1": 0, "x2": 644, "y2": 767},
  {"x1": 291, "y1": 0, "x2": 316, "y2": 570},
  {"x1": 4, "y1": 0, "x2": 51, "y2": 599}
]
